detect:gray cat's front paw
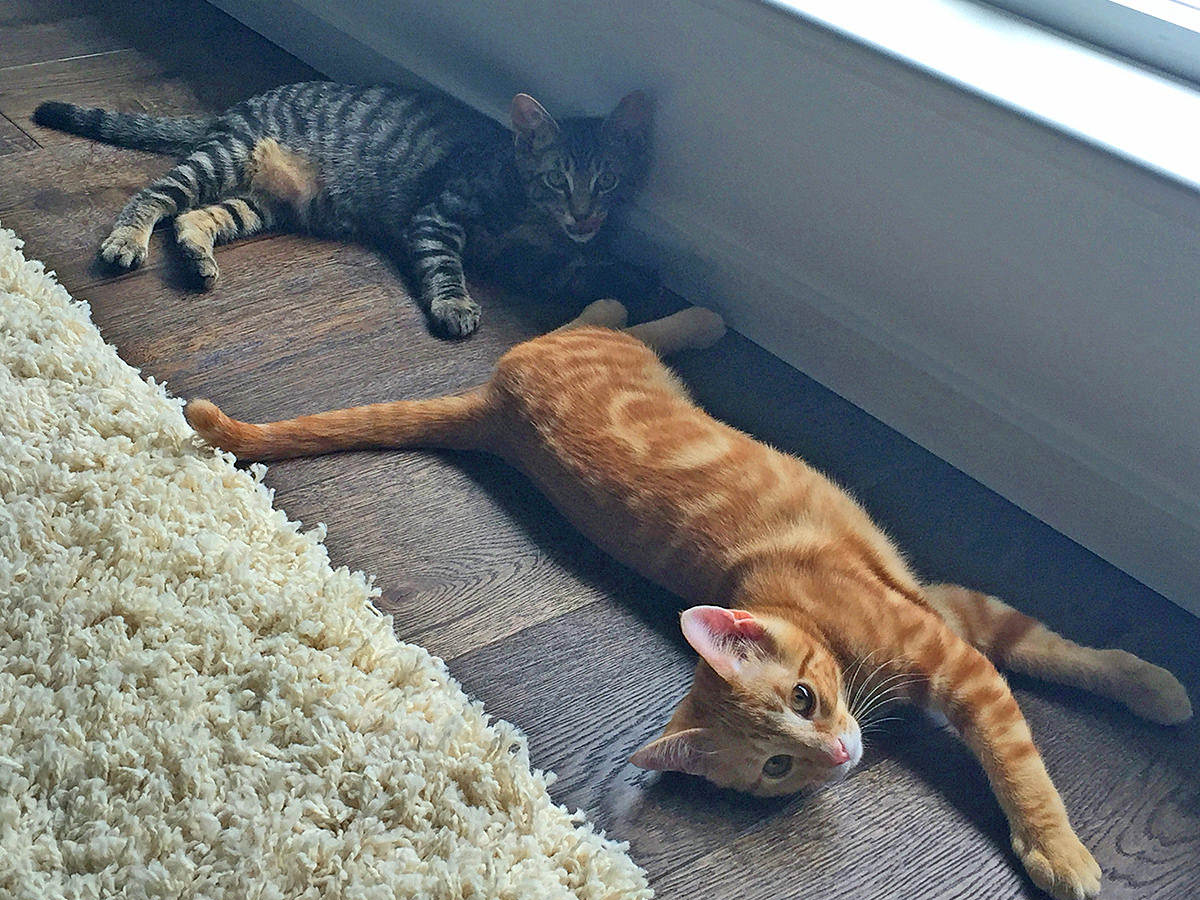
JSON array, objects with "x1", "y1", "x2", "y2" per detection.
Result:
[
  {"x1": 430, "y1": 296, "x2": 482, "y2": 338},
  {"x1": 100, "y1": 225, "x2": 151, "y2": 270}
]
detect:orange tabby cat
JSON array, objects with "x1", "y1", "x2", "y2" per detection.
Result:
[{"x1": 186, "y1": 300, "x2": 1190, "y2": 900}]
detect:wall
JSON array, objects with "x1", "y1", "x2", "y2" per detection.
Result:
[{"x1": 212, "y1": 0, "x2": 1200, "y2": 615}]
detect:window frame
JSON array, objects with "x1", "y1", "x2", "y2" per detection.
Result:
[{"x1": 982, "y1": 0, "x2": 1200, "y2": 84}]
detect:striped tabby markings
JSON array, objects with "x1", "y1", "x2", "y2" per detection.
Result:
[
  {"x1": 174, "y1": 198, "x2": 269, "y2": 288},
  {"x1": 885, "y1": 615, "x2": 1103, "y2": 899},
  {"x1": 604, "y1": 389, "x2": 659, "y2": 455},
  {"x1": 662, "y1": 427, "x2": 733, "y2": 469},
  {"x1": 675, "y1": 489, "x2": 735, "y2": 528},
  {"x1": 246, "y1": 138, "x2": 321, "y2": 215},
  {"x1": 726, "y1": 516, "x2": 831, "y2": 567},
  {"x1": 99, "y1": 223, "x2": 155, "y2": 269},
  {"x1": 925, "y1": 584, "x2": 1192, "y2": 725}
]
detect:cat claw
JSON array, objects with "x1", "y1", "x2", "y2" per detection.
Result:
[
  {"x1": 430, "y1": 297, "x2": 482, "y2": 338},
  {"x1": 100, "y1": 227, "x2": 149, "y2": 270},
  {"x1": 1013, "y1": 828, "x2": 1101, "y2": 900}
]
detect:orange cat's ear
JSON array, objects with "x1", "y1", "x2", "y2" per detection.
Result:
[
  {"x1": 629, "y1": 727, "x2": 711, "y2": 777},
  {"x1": 680, "y1": 606, "x2": 773, "y2": 681}
]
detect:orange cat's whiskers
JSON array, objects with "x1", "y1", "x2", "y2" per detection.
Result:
[
  {"x1": 184, "y1": 304, "x2": 1192, "y2": 900},
  {"x1": 847, "y1": 654, "x2": 894, "y2": 718},
  {"x1": 844, "y1": 657, "x2": 873, "y2": 720},
  {"x1": 859, "y1": 716, "x2": 905, "y2": 739},
  {"x1": 855, "y1": 671, "x2": 923, "y2": 721},
  {"x1": 843, "y1": 649, "x2": 882, "y2": 712},
  {"x1": 857, "y1": 680, "x2": 924, "y2": 727}
]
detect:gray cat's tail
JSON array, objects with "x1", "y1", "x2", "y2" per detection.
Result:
[{"x1": 32, "y1": 101, "x2": 214, "y2": 154}]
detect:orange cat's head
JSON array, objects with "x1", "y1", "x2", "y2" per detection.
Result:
[{"x1": 630, "y1": 606, "x2": 862, "y2": 797}]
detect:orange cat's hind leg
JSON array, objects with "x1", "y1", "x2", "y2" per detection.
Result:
[
  {"x1": 558, "y1": 299, "x2": 629, "y2": 331},
  {"x1": 924, "y1": 583, "x2": 1192, "y2": 725},
  {"x1": 557, "y1": 300, "x2": 726, "y2": 356},
  {"x1": 625, "y1": 306, "x2": 726, "y2": 355}
]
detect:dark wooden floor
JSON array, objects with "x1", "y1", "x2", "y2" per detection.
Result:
[{"x1": 3, "y1": 2, "x2": 1198, "y2": 897}]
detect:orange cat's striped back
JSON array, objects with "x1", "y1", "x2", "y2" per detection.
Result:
[{"x1": 186, "y1": 301, "x2": 1189, "y2": 900}]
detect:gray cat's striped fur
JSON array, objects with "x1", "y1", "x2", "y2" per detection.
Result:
[{"x1": 32, "y1": 81, "x2": 652, "y2": 336}]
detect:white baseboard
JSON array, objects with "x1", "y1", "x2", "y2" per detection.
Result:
[
  {"x1": 622, "y1": 200, "x2": 1200, "y2": 617},
  {"x1": 209, "y1": 0, "x2": 1200, "y2": 616}
]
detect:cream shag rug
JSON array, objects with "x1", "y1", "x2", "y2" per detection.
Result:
[{"x1": 0, "y1": 225, "x2": 650, "y2": 900}]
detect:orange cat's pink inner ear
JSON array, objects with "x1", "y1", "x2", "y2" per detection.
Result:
[
  {"x1": 680, "y1": 605, "x2": 770, "y2": 680},
  {"x1": 629, "y1": 727, "x2": 710, "y2": 776}
]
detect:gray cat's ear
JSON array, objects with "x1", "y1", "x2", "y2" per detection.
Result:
[
  {"x1": 603, "y1": 90, "x2": 651, "y2": 142},
  {"x1": 629, "y1": 727, "x2": 712, "y2": 777},
  {"x1": 511, "y1": 93, "x2": 559, "y2": 149}
]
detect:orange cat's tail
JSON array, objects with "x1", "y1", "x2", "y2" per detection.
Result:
[{"x1": 185, "y1": 390, "x2": 492, "y2": 461}]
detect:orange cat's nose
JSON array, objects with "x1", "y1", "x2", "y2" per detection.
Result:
[{"x1": 827, "y1": 738, "x2": 850, "y2": 766}]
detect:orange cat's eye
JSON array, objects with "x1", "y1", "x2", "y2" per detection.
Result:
[
  {"x1": 791, "y1": 683, "x2": 816, "y2": 718},
  {"x1": 762, "y1": 754, "x2": 793, "y2": 778}
]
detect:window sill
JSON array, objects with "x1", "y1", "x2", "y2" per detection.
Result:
[{"x1": 755, "y1": 0, "x2": 1200, "y2": 193}]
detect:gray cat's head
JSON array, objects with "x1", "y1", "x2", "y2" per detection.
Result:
[{"x1": 510, "y1": 91, "x2": 651, "y2": 244}]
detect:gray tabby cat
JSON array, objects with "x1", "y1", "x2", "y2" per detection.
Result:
[{"x1": 32, "y1": 81, "x2": 652, "y2": 336}]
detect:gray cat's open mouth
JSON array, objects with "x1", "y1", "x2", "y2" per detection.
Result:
[{"x1": 564, "y1": 215, "x2": 606, "y2": 242}]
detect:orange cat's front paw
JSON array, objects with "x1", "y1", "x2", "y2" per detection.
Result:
[{"x1": 1013, "y1": 827, "x2": 1101, "y2": 900}]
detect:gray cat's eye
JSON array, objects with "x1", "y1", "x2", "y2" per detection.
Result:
[
  {"x1": 543, "y1": 170, "x2": 568, "y2": 191},
  {"x1": 763, "y1": 754, "x2": 793, "y2": 778},
  {"x1": 595, "y1": 171, "x2": 618, "y2": 192}
]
